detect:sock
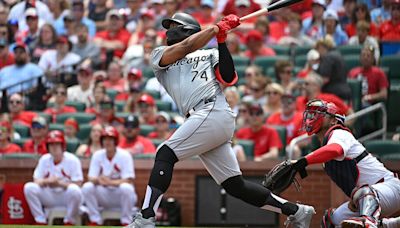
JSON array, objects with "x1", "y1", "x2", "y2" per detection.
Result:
[
  {"x1": 141, "y1": 185, "x2": 164, "y2": 219},
  {"x1": 263, "y1": 193, "x2": 298, "y2": 216}
]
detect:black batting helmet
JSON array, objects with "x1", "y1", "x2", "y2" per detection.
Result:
[{"x1": 162, "y1": 13, "x2": 201, "y2": 32}]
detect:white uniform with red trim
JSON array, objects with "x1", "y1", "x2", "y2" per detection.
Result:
[
  {"x1": 151, "y1": 46, "x2": 241, "y2": 184},
  {"x1": 326, "y1": 130, "x2": 400, "y2": 226},
  {"x1": 24, "y1": 152, "x2": 83, "y2": 224},
  {"x1": 82, "y1": 148, "x2": 138, "y2": 225}
]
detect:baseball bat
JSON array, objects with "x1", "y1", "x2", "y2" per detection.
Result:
[{"x1": 239, "y1": 0, "x2": 303, "y2": 22}]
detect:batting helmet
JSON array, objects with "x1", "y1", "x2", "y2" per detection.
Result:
[
  {"x1": 162, "y1": 13, "x2": 201, "y2": 45},
  {"x1": 302, "y1": 99, "x2": 346, "y2": 135},
  {"x1": 46, "y1": 130, "x2": 66, "y2": 150},
  {"x1": 100, "y1": 126, "x2": 119, "y2": 145}
]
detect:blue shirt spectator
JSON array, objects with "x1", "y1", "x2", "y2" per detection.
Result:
[
  {"x1": 371, "y1": 0, "x2": 392, "y2": 25},
  {"x1": 0, "y1": 44, "x2": 43, "y2": 95},
  {"x1": 321, "y1": 10, "x2": 349, "y2": 46}
]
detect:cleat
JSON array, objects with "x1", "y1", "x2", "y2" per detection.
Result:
[
  {"x1": 284, "y1": 204, "x2": 315, "y2": 228},
  {"x1": 125, "y1": 212, "x2": 156, "y2": 228}
]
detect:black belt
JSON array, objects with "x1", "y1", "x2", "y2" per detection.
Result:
[
  {"x1": 355, "y1": 150, "x2": 368, "y2": 163},
  {"x1": 185, "y1": 95, "x2": 217, "y2": 118}
]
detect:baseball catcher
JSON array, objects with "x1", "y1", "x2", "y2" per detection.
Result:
[{"x1": 284, "y1": 99, "x2": 400, "y2": 228}]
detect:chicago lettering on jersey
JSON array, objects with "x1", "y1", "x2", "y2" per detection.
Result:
[{"x1": 169, "y1": 55, "x2": 210, "y2": 69}]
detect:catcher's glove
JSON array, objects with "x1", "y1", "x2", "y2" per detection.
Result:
[{"x1": 262, "y1": 160, "x2": 308, "y2": 194}]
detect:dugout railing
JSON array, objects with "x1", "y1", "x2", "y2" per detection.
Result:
[{"x1": 287, "y1": 102, "x2": 388, "y2": 160}]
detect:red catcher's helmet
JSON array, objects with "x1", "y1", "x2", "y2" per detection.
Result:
[
  {"x1": 46, "y1": 130, "x2": 66, "y2": 149},
  {"x1": 101, "y1": 126, "x2": 119, "y2": 145},
  {"x1": 302, "y1": 99, "x2": 346, "y2": 135}
]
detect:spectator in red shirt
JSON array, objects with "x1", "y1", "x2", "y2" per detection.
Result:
[
  {"x1": 8, "y1": 93, "x2": 37, "y2": 127},
  {"x1": 345, "y1": 3, "x2": 379, "y2": 37},
  {"x1": 266, "y1": 94, "x2": 303, "y2": 144},
  {"x1": 243, "y1": 30, "x2": 276, "y2": 62},
  {"x1": 118, "y1": 114, "x2": 156, "y2": 155},
  {"x1": 236, "y1": 103, "x2": 283, "y2": 161},
  {"x1": 296, "y1": 72, "x2": 353, "y2": 117},
  {"x1": 0, "y1": 121, "x2": 21, "y2": 154},
  {"x1": 148, "y1": 112, "x2": 174, "y2": 140},
  {"x1": 23, "y1": 116, "x2": 49, "y2": 155},
  {"x1": 76, "y1": 123, "x2": 103, "y2": 158},
  {"x1": 223, "y1": 0, "x2": 261, "y2": 24},
  {"x1": 379, "y1": 0, "x2": 400, "y2": 41},
  {"x1": 138, "y1": 94, "x2": 157, "y2": 125},
  {"x1": 103, "y1": 61, "x2": 126, "y2": 93},
  {"x1": 94, "y1": 9, "x2": 130, "y2": 59},
  {"x1": 44, "y1": 84, "x2": 77, "y2": 123},
  {"x1": 348, "y1": 47, "x2": 389, "y2": 106}
]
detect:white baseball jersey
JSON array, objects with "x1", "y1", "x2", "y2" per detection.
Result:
[
  {"x1": 88, "y1": 148, "x2": 135, "y2": 180},
  {"x1": 327, "y1": 129, "x2": 395, "y2": 186},
  {"x1": 151, "y1": 46, "x2": 221, "y2": 115},
  {"x1": 33, "y1": 152, "x2": 83, "y2": 183}
]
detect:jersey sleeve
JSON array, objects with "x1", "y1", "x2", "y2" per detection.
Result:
[
  {"x1": 88, "y1": 153, "x2": 100, "y2": 178},
  {"x1": 150, "y1": 46, "x2": 170, "y2": 71},
  {"x1": 70, "y1": 156, "x2": 84, "y2": 182},
  {"x1": 33, "y1": 156, "x2": 47, "y2": 179},
  {"x1": 121, "y1": 151, "x2": 135, "y2": 179},
  {"x1": 326, "y1": 129, "x2": 354, "y2": 160},
  {"x1": 211, "y1": 48, "x2": 219, "y2": 68}
]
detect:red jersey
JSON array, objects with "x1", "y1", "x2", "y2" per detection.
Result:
[
  {"x1": 44, "y1": 106, "x2": 77, "y2": 123},
  {"x1": 244, "y1": 47, "x2": 276, "y2": 61},
  {"x1": 95, "y1": 29, "x2": 131, "y2": 58},
  {"x1": 345, "y1": 22, "x2": 379, "y2": 38},
  {"x1": 23, "y1": 139, "x2": 47, "y2": 155},
  {"x1": 103, "y1": 79, "x2": 126, "y2": 93},
  {"x1": 11, "y1": 111, "x2": 37, "y2": 127},
  {"x1": 296, "y1": 93, "x2": 351, "y2": 115},
  {"x1": 118, "y1": 135, "x2": 156, "y2": 155},
  {"x1": 266, "y1": 112, "x2": 304, "y2": 144},
  {"x1": 0, "y1": 52, "x2": 15, "y2": 69},
  {"x1": 379, "y1": 20, "x2": 400, "y2": 41},
  {"x1": 348, "y1": 66, "x2": 389, "y2": 95},
  {"x1": 147, "y1": 131, "x2": 173, "y2": 140},
  {"x1": 0, "y1": 143, "x2": 22, "y2": 154},
  {"x1": 236, "y1": 125, "x2": 283, "y2": 157},
  {"x1": 269, "y1": 21, "x2": 288, "y2": 40}
]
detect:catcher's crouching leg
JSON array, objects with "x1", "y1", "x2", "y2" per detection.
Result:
[
  {"x1": 221, "y1": 175, "x2": 298, "y2": 216},
  {"x1": 321, "y1": 208, "x2": 336, "y2": 228}
]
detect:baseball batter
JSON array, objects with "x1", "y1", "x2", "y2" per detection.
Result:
[
  {"x1": 291, "y1": 99, "x2": 400, "y2": 228},
  {"x1": 24, "y1": 130, "x2": 83, "y2": 225},
  {"x1": 82, "y1": 126, "x2": 137, "y2": 226},
  {"x1": 128, "y1": 13, "x2": 315, "y2": 228}
]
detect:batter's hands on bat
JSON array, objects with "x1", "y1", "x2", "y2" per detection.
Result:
[{"x1": 216, "y1": 14, "x2": 240, "y2": 43}]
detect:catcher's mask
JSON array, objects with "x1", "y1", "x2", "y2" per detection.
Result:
[
  {"x1": 302, "y1": 99, "x2": 345, "y2": 135},
  {"x1": 162, "y1": 13, "x2": 201, "y2": 46}
]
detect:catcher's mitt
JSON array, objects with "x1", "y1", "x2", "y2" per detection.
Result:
[{"x1": 262, "y1": 160, "x2": 307, "y2": 194}]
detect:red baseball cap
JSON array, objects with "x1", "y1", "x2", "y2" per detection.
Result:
[
  {"x1": 64, "y1": 118, "x2": 79, "y2": 131},
  {"x1": 138, "y1": 94, "x2": 155, "y2": 106},
  {"x1": 245, "y1": 30, "x2": 263, "y2": 43},
  {"x1": 128, "y1": 68, "x2": 143, "y2": 79}
]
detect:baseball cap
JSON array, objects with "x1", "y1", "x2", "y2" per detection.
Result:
[
  {"x1": 245, "y1": 30, "x2": 263, "y2": 43},
  {"x1": 141, "y1": 9, "x2": 155, "y2": 19},
  {"x1": 235, "y1": 0, "x2": 250, "y2": 7},
  {"x1": 248, "y1": 103, "x2": 264, "y2": 115},
  {"x1": 138, "y1": 94, "x2": 155, "y2": 106},
  {"x1": 128, "y1": 67, "x2": 142, "y2": 79},
  {"x1": 201, "y1": 0, "x2": 215, "y2": 8},
  {"x1": 77, "y1": 63, "x2": 92, "y2": 74},
  {"x1": 63, "y1": 11, "x2": 74, "y2": 22},
  {"x1": 64, "y1": 118, "x2": 79, "y2": 131},
  {"x1": 156, "y1": 111, "x2": 171, "y2": 123},
  {"x1": 307, "y1": 49, "x2": 320, "y2": 61},
  {"x1": 312, "y1": 0, "x2": 326, "y2": 8},
  {"x1": 32, "y1": 116, "x2": 48, "y2": 129},
  {"x1": 107, "y1": 9, "x2": 122, "y2": 20},
  {"x1": 125, "y1": 115, "x2": 140, "y2": 128},
  {"x1": 13, "y1": 42, "x2": 29, "y2": 53},
  {"x1": 25, "y1": 8, "x2": 38, "y2": 18},
  {"x1": 323, "y1": 9, "x2": 339, "y2": 21}
]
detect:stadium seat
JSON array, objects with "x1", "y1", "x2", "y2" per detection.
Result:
[
  {"x1": 271, "y1": 126, "x2": 287, "y2": 157},
  {"x1": 237, "y1": 139, "x2": 254, "y2": 158},
  {"x1": 76, "y1": 124, "x2": 92, "y2": 142},
  {"x1": 106, "y1": 89, "x2": 119, "y2": 100},
  {"x1": 293, "y1": 46, "x2": 313, "y2": 56},
  {"x1": 347, "y1": 79, "x2": 362, "y2": 111},
  {"x1": 270, "y1": 45, "x2": 290, "y2": 56},
  {"x1": 344, "y1": 55, "x2": 361, "y2": 73},
  {"x1": 56, "y1": 113, "x2": 96, "y2": 125},
  {"x1": 156, "y1": 100, "x2": 172, "y2": 112},
  {"x1": 143, "y1": 67, "x2": 155, "y2": 78},
  {"x1": 254, "y1": 56, "x2": 289, "y2": 74},
  {"x1": 363, "y1": 140, "x2": 400, "y2": 160},
  {"x1": 337, "y1": 45, "x2": 362, "y2": 56},
  {"x1": 236, "y1": 65, "x2": 248, "y2": 86},
  {"x1": 66, "y1": 140, "x2": 80, "y2": 153},
  {"x1": 380, "y1": 55, "x2": 400, "y2": 81},
  {"x1": 144, "y1": 89, "x2": 161, "y2": 100},
  {"x1": 49, "y1": 123, "x2": 65, "y2": 132},
  {"x1": 140, "y1": 125, "x2": 156, "y2": 136},
  {"x1": 36, "y1": 112, "x2": 52, "y2": 124},
  {"x1": 1, "y1": 153, "x2": 39, "y2": 159},
  {"x1": 115, "y1": 112, "x2": 130, "y2": 120},
  {"x1": 133, "y1": 153, "x2": 156, "y2": 159},
  {"x1": 115, "y1": 101, "x2": 125, "y2": 112},
  {"x1": 151, "y1": 139, "x2": 164, "y2": 148},
  {"x1": 387, "y1": 85, "x2": 400, "y2": 130},
  {"x1": 13, "y1": 124, "x2": 30, "y2": 138},
  {"x1": 65, "y1": 101, "x2": 86, "y2": 112},
  {"x1": 232, "y1": 56, "x2": 250, "y2": 67},
  {"x1": 294, "y1": 55, "x2": 308, "y2": 68},
  {"x1": 12, "y1": 138, "x2": 28, "y2": 148}
]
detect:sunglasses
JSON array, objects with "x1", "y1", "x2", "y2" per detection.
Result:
[
  {"x1": 266, "y1": 91, "x2": 279, "y2": 96},
  {"x1": 250, "y1": 87, "x2": 263, "y2": 92},
  {"x1": 9, "y1": 100, "x2": 22, "y2": 105}
]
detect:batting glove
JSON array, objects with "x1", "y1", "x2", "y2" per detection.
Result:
[{"x1": 216, "y1": 14, "x2": 240, "y2": 43}]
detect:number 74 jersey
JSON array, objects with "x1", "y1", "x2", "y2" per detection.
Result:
[{"x1": 151, "y1": 46, "x2": 222, "y2": 116}]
